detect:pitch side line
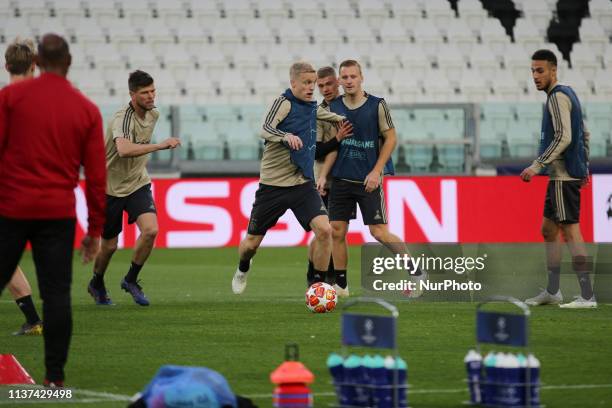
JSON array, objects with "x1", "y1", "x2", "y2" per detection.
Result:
[{"x1": 245, "y1": 383, "x2": 612, "y2": 399}]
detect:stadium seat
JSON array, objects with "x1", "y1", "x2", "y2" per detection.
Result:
[
  {"x1": 398, "y1": 44, "x2": 430, "y2": 79},
  {"x1": 162, "y1": 45, "x2": 194, "y2": 80},
  {"x1": 88, "y1": 0, "x2": 119, "y2": 28},
  {"x1": 323, "y1": 0, "x2": 356, "y2": 28},
  {"x1": 468, "y1": 44, "x2": 499, "y2": 82},
  {"x1": 578, "y1": 19, "x2": 608, "y2": 58},
  {"x1": 294, "y1": 45, "x2": 329, "y2": 72},
  {"x1": 190, "y1": 0, "x2": 220, "y2": 28},
  {"x1": 389, "y1": 1, "x2": 420, "y2": 29},
  {"x1": 570, "y1": 43, "x2": 601, "y2": 80},
  {"x1": 438, "y1": 145, "x2": 465, "y2": 173},
  {"x1": 480, "y1": 18, "x2": 511, "y2": 57},
  {"x1": 436, "y1": 44, "x2": 466, "y2": 85},
  {"x1": 421, "y1": 69, "x2": 454, "y2": 102},
  {"x1": 140, "y1": 23, "x2": 175, "y2": 56},
  {"x1": 457, "y1": 0, "x2": 488, "y2": 32},
  {"x1": 225, "y1": 119, "x2": 261, "y2": 160},
  {"x1": 423, "y1": 0, "x2": 454, "y2": 30},
  {"x1": 181, "y1": 69, "x2": 216, "y2": 103},
  {"x1": 589, "y1": 0, "x2": 612, "y2": 36},
  {"x1": 239, "y1": 105, "x2": 266, "y2": 132},
  {"x1": 54, "y1": 0, "x2": 86, "y2": 30},
  {"x1": 211, "y1": 22, "x2": 242, "y2": 57},
  {"x1": 223, "y1": 0, "x2": 254, "y2": 28},
  {"x1": 287, "y1": 0, "x2": 322, "y2": 28},
  {"x1": 513, "y1": 18, "x2": 542, "y2": 52},
  {"x1": 593, "y1": 68, "x2": 612, "y2": 101},
  {"x1": 412, "y1": 19, "x2": 444, "y2": 58},
  {"x1": 253, "y1": 68, "x2": 283, "y2": 105},
  {"x1": 362, "y1": 69, "x2": 388, "y2": 97},
  {"x1": 179, "y1": 105, "x2": 225, "y2": 160},
  {"x1": 120, "y1": 0, "x2": 153, "y2": 27},
  {"x1": 151, "y1": 70, "x2": 181, "y2": 104},
  {"x1": 445, "y1": 17, "x2": 477, "y2": 57},
  {"x1": 275, "y1": 19, "x2": 310, "y2": 55},
  {"x1": 389, "y1": 68, "x2": 421, "y2": 103},
  {"x1": 155, "y1": 0, "x2": 186, "y2": 29},
  {"x1": 192, "y1": 44, "x2": 229, "y2": 79},
  {"x1": 341, "y1": 23, "x2": 377, "y2": 54},
  {"x1": 150, "y1": 106, "x2": 173, "y2": 161},
  {"x1": 460, "y1": 69, "x2": 490, "y2": 102},
  {"x1": 265, "y1": 44, "x2": 294, "y2": 80},
  {"x1": 378, "y1": 19, "x2": 411, "y2": 54},
  {"x1": 490, "y1": 69, "x2": 521, "y2": 101},
  {"x1": 243, "y1": 19, "x2": 275, "y2": 55},
  {"x1": 16, "y1": 0, "x2": 49, "y2": 28},
  {"x1": 515, "y1": 0, "x2": 553, "y2": 36},
  {"x1": 367, "y1": 46, "x2": 399, "y2": 81},
  {"x1": 358, "y1": 0, "x2": 389, "y2": 29},
  {"x1": 256, "y1": 0, "x2": 288, "y2": 28},
  {"x1": 125, "y1": 45, "x2": 159, "y2": 73},
  {"x1": 217, "y1": 70, "x2": 252, "y2": 104},
  {"x1": 311, "y1": 22, "x2": 343, "y2": 56},
  {"x1": 404, "y1": 144, "x2": 434, "y2": 173},
  {"x1": 559, "y1": 68, "x2": 592, "y2": 100},
  {"x1": 232, "y1": 45, "x2": 263, "y2": 81},
  {"x1": 502, "y1": 43, "x2": 530, "y2": 85}
]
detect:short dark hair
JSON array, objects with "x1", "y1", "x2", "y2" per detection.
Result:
[
  {"x1": 532, "y1": 49, "x2": 557, "y2": 66},
  {"x1": 317, "y1": 66, "x2": 336, "y2": 79},
  {"x1": 128, "y1": 70, "x2": 154, "y2": 92},
  {"x1": 37, "y1": 33, "x2": 70, "y2": 70},
  {"x1": 338, "y1": 59, "x2": 362, "y2": 75},
  {"x1": 5, "y1": 38, "x2": 35, "y2": 75}
]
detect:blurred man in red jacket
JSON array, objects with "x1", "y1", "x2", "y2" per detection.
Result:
[{"x1": 0, "y1": 33, "x2": 107, "y2": 387}]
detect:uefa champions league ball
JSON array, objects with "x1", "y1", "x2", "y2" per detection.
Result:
[{"x1": 305, "y1": 282, "x2": 337, "y2": 313}]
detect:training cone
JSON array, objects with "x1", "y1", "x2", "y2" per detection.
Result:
[{"x1": 0, "y1": 354, "x2": 35, "y2": 385}]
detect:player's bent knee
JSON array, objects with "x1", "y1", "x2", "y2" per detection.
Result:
[
  {"x1": 369, "y1": 225, "x2": 387, "y2": 242},
  {"x1": 314, "y1": 224, "x2": 332, "y2": 241},
  {"x1": 141, "y1": 228, "x2": 159, "y2": 241},
  {"x1": 102, "y1": 240, "x2": 119, "y2": 254}
]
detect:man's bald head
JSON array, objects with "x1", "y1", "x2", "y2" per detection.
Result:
[{"x1": 37, "y1": 33, "x2": 71, "y2": 75}]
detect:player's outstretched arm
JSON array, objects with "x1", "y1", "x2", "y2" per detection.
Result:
[{"x1": 115, "y1": 136, "x2": 180, "y2": 158}]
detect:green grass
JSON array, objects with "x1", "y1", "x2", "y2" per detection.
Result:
[{"x1": 1, "y1": 247, "x2": 611, "y2": 407}]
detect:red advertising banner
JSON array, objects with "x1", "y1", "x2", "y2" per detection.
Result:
[{"x1": 73, "y1": 176, "x2": 598, "y2": 248}]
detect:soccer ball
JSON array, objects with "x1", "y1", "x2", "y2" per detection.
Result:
[{"x1": 305, "y1": 282, "x2": 337, "y2": 313}]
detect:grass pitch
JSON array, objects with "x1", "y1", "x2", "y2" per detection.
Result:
[{"x1": 1, "y1": 247, "x2": 611, "y2": 407}]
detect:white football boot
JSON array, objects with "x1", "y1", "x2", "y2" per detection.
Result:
[
  {"x1": 525, "y1": 289, "x2": 563, "y2": 306},
  {"x1": 333, "y1": 284, "x2": 350, "y2": 298},
  {"x1": 232, "y1": 260, "x2": 252, "y2": 295},
  {"x1": 559, "y1": 296, "x2": 597, "y2": 309}
]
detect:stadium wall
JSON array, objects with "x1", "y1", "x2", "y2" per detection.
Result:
[{"x1": 73, "y1": 175, "x2": 612, "y2": 247}]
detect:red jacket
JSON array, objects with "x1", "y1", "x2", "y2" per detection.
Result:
[{"x1": 0, "y1": 72, "x2": 106, "y2": 236}]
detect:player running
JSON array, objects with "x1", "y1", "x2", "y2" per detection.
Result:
[
  {"x1": 88, "y1": 70, "x2": 181, "y2": 306},
  {"x1": 232, "y1": 62, "x2": 346, "y2": 294},
  {"x1": 522, "y1": 49, "x2": 595, "y2": 309}
]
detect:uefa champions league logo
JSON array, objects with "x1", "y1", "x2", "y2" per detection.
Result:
[
  {"x1": 361, "y1": 319, "x2": 377, "y2": 345},
  {"x1": 494, "y1": 317, "x2": 509, "y2": 342}
]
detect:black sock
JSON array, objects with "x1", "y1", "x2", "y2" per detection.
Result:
[
  {"x1": 239, "y1": 259, "x2": 251, "y2": 273},
  {"x1": 125, "y1": 262, "x2": 143, "y2": 283},
  {"x1": 327, "y1": 258, "x2": 335, "y2": 284},
  {"x1": 546, "y1": 266, "x2": 561, "y2": 295},
  {"x1": 573, "y1": 256, "x2": 593, "y2": 299},
  {"x1": 92, "y1": 273, "x2": 105, "y2": 289},
  {"x1": 307, "y1": 260, "x2": 314, "y2": 278},
  {"x1": 16, "y1": 295, "x2": 41, "y2": 325},
  {"x1": 335, "y1": 269, "x2": 347, "y2": 289},
  {"x1": 312, "y1": 268, "x2": 325, "y2": 283}
]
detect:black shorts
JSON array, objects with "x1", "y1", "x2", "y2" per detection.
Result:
[
  {"x1": 103, "y1": 184, "x2": 157, "y2": 239},
  {"x1": 544, "y1": 180, "x2": 581, "y2": 224},
  {"x1": 247, "y1": 182, "x2": 328, "y2": 235},
  {"x1": 328, "y1": 178, "x2": 387, "y2": 225}
]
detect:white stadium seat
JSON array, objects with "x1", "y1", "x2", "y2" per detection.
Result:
[{"x1": 457, "y1": 0, "x2": 488, "y2": 32}]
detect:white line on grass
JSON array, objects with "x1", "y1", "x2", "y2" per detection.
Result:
[{"x1": 245, "y1": 383, "x2": 612, "y2": 399}]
